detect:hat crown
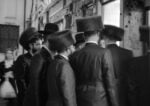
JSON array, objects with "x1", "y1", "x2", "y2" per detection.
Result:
[
  {"x1": 102, "y1": 25, "x2": 124, "y2": 41},
  {"x1": 39, "y1": 23, "x2": 59, "y2": 35},
  {"x1": 76, "y1": 16, "x2": 103, "y2": 32},
  {"x1": 48, "y1": 30, "x2": 74, "y2": 52},
  {"x1": 44, "y1": 23, "x2": 59, "y2": 31}
]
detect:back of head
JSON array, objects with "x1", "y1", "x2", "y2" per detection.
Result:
[
  {"x1": 48, "y1": 30, "x2": 75, "y2": 53},
  {"x1": 101, "y1": 25, "x2": 124, "y2": 41}
]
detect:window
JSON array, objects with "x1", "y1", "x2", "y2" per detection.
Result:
[
  {"x1": 103, "y1": 0, "x2": 120, "y2": 27},
  {"x1": 0, "y1": 24, "x2": 19, "y2": 53},
  {"x1": 103, "y1": 0, "x2": 121, "y2": 46}
]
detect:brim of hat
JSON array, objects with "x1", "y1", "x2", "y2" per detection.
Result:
[{"x1": 38, "y1": 30, "x2": 54, "y2": 34}]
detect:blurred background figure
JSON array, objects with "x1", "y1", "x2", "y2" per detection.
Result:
[
  {"x1": 0, "y1": 48, "x2": 15, "y2": 86},
  {"x1": 101, "y1": 25, "x2": 133, "y2": 106},
  {"x1": 74, "y1": 32, "x2": 85, "y2": 51},
  {"x1": 128, "y1": 25, "x2": 150, "y2": 106},
  {"x1": 0, "y1": 48, "x2": 17, "y2": 106}
]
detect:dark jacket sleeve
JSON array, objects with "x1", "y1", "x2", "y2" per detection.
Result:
[
  {"x1": 13, "y1": 56, "x2": 25, "y2": 79},
  {"x1": 59, "y1": 63, "x2": 77, "y2": 106},
  {"x1": 13, "y1": 55, "x2": 27, "y2": 90},
  {"x1": 102, "y1": 49, "x2": 119, "y2": 106}
]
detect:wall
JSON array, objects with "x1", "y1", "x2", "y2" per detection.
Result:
[
  {"x1": 123, "y1": 0, "x2": 144, "y2": 57},
  {"x1": 0, "y1": 0, "x2": 33, "y2": 61}
]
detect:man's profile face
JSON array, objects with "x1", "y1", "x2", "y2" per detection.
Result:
[{"x1": 32, "y1": 39, "x2": 42, "y2": 53}]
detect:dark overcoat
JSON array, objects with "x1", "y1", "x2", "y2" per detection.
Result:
[
  {"x1": 128, "y1": 53, "x2": 150, "y2": 106},
  {"x1": 70, "y1": 43, "x2": 118, "y2": 106},
  {"x1": 106, "y1": 44, "x2": 133, "y2": 106},
  {"x1": 13, "y1": 52, "x2": 32, "y2": 106},
  {"x1": 46, "y1": 55, "x2": 77, "y2": 106},
  {"x1": 23, "y1": 47, "x2": 53, "y2": 106}
]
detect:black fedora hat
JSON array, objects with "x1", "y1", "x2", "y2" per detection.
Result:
[
  {"x1": 48, "y1": 30, "x2": 75, "y2": 53},
  {"x1": 38, "y1": 23, "x2": 59, "y2": 34},
  {"x1": 19, "y1": 27, "x2": 42, "y2": 50},
  {"x1": 139, "y1": 25, "x2": 150, "y2": 44},
  {"x1": 74, "y1": 32, "x2": 85, "y2": 47},
  {"x1": 101, "y1": 25, "x2": 124, "y2": 41},
  {"x1": 76, "y1": 16, "x2": 104, "y2": 32}
]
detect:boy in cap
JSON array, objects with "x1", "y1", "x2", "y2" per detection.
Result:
[
  {"x1": 128, "y1": 26, "x2": 150, "y2": 106},
  {"x1": 70, "y1": 16, "x2": 118, "y2": 106},
  {"x1": 46, "y1": 30, "x2": 77, "y2": 106},
  {"x1": 23, "y1": 23, "x2": 59, "y2": 106},
  {"x1": 13, "y1": 27, "x2": 42, "y2": 106},
  {"x1": 101, "y1": 25, "x2": 133, "y2": 106}
]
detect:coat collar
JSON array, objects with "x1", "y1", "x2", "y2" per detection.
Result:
[
  {"x1": 40, "y1": 47, "x2": 52, "y2": 59},
  {"x1": 85, "y1": 42, "x2": 98, "y2": 46},
  {"x1": 106, "y1": 44, "x2": 118, "y2": 48},
  {"x1": 55, "y1": 55, "x2": 68, "y2": 61}
]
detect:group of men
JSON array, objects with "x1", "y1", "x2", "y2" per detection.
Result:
[{"x1": 12, "y1": 15, "x2": 149, "y2": 106}]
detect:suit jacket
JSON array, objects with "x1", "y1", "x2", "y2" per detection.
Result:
[
  {"x1": 70, "y1": 43, "x2": 118, "y2": 106},
  {"x1": 106, "y1": 44, "x2": 133, "y2": 106},
  {"x1": 128, "y1": 53, "x2": 150, "y2": 106},
  {"x1": 46, "y1": 55, "x2": 77, "y2": 106},
  {"x1": 23, "y1": 47, "x2": 53, "y2": 106}
]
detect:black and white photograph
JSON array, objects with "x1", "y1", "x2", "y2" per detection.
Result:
[{"x1": 0, "y1": 0, "x2": 149, "y2": 106}]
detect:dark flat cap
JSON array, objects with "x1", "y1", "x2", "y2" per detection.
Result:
[{"x1": 101, "y1": 25, "x2": 124, "y2": 41}]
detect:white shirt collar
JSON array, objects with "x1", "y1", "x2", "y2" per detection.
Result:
[
  {"x1": 86, "y1": 40, "x2": 98, "y2": 45},
  {"x1": 59, "y1": 54, "x2": 69, "y2": 60},
  {"x1": 43, "y1": 45, "x2": 51, "y2": 53}
]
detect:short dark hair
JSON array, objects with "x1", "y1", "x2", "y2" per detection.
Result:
[{"x1": 84, "y1": 31, "x2": 99, "y2": 38}]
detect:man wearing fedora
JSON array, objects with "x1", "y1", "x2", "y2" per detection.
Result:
[
  {"x1": 23, "y1": 23, "x2": 59, "y2": 106},
  {"x1": 13, "y1": 27, "x2": 42, "y2": 106},
  {"x1": 70, "y1": 16, "x2": 118, "y2": 106},
  {"x1": 101, "y1": 25, "x2": 133, "y2": 106},
  {"x1": 46, "y1": 30, "x2": 77, "y2": 106},
  {"x1": 128, "y1": 26, "x2": 150, "y2": 106}
]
